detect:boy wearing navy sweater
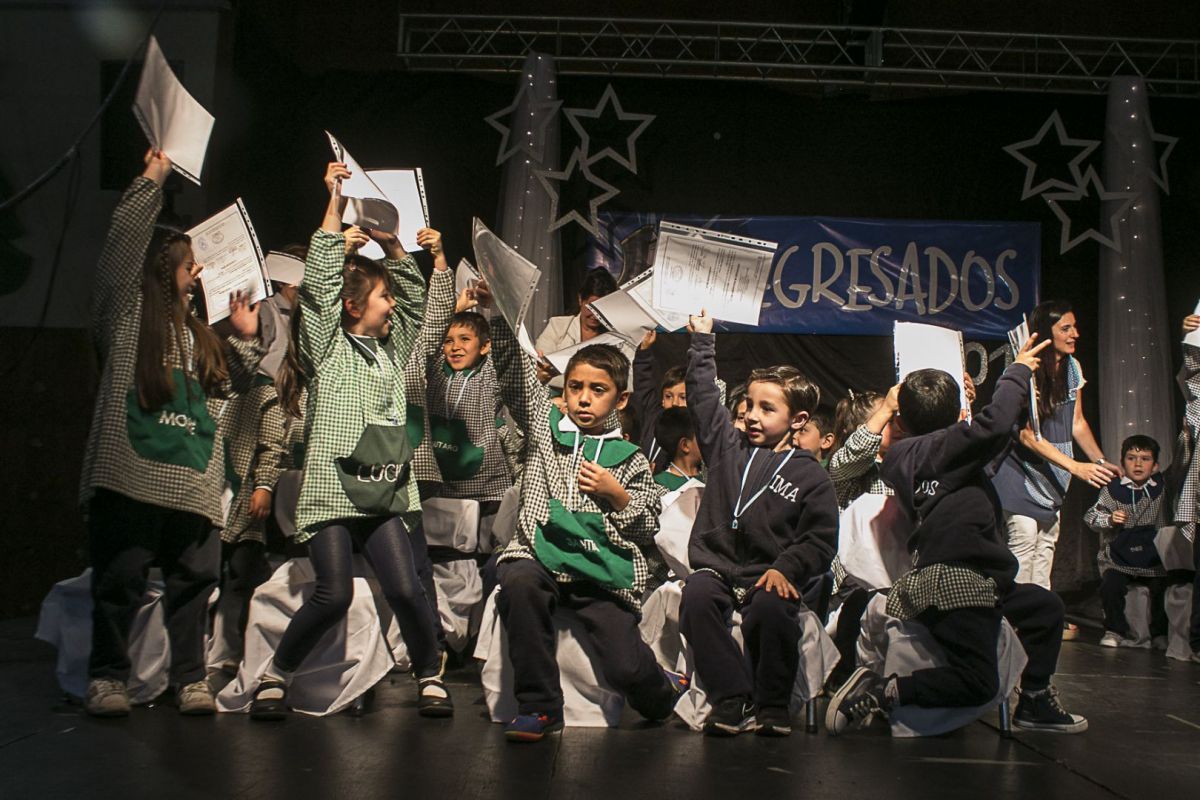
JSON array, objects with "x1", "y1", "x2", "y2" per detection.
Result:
[
  {"x1": 827, "y1": 336, "x2": 1088, "y2": 735},
  {"x1": 679, "y1": 311, "x2": 839, "y2": 737}
]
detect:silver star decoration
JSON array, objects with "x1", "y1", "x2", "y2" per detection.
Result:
[
  {"x1": 1042, "y1": 168, "x2": 1136, "y2": 254},
  {"x1": 1003, "y1": 111, "x2": 1100, "y2": 200},
  {"x1": 535, "y1": 149, "x2": 620, "y2": 237},
  {"x1": 484, "y1": 82, "x2": 563, "y2": 167},
  {"x1": 1144, "y1": 118, "x2": 1178, "y2": 194},
  {"x1": 563, "y1": 84, "x2": 655, "y2": 174}
]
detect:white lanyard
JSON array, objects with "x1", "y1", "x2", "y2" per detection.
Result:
[
  {"x1": 445, "y1": 368, "x2": 476, "y2": 416},
  {"x1": 731, "y1": 447, "x2": 794, "y2": 530},
  {"x1": 668, "y1": 461, "x2": 689, "y2": 478}
]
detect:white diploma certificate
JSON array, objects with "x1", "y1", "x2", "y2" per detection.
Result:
[
  {"x1": 651, "y1": 221, "x2": 777, "y2": 326},
  {"x1": 894, "y1": 321, "x2": 970, "y2": 419},
  {"x1": 190, "y1": 199, "x2": 269, "y2": 323},
  {"x1": 133, "y1": 36, "x2": 215, "y2": 186}
]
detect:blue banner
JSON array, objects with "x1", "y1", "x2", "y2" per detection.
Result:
[{"x1": 587, "y1": 213, "x2": 1040, "y2": 338}]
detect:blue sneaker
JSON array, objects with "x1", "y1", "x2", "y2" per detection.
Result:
[
  {"x1": 664, "y1": 668, "x2": 690, "y2": 698},
  {"x1": 504, "y1": 711, "x2": 564, "y2": 743}
]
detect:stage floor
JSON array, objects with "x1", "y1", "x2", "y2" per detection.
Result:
[{"x1": 2, "y1": 617, "x2": 1197, "y2": 800}]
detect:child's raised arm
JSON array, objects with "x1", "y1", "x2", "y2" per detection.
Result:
[
  {"x1": 375, "y1": 229, "x2": 426, "y2": 370},
  {"x1": 480, "y1": 289, "x2": 552, "y2": 436},
  {"x1": 412, "y1": 228, "x2": 456, "y2": 364},
  {"x1": 684, "y1": 310, "x2": 741, "y2": 465},
  {"x1": 632, "y1": 331, "x2": 660, "y2": 420},
  {"x1": 828, "y1": 388, "x2": 896, "y2": 482},
  {"x1": 297, "y1": 163, "x2": 353, "y2": 371},
  {"x1": 91, "y1": 149, "x2": 169, "y2": 356}
]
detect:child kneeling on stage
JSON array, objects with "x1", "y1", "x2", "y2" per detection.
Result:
[
  {"x1": 827, "y1": 335, "x2": 1089, "y2": 735},
  {"x1": 482, "y1": 293, "x2": 686, "y2": 743},
  {"x1": 679, "y1": 310, "x2": 839, "y2": 737},
  {"x1": 1084, "y1": 435, "x2": 1174, "y2": 648}
]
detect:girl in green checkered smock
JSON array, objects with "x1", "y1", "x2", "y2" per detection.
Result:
[{"x1": 248, "y1": 162, "x2": 451, "y2": 721}]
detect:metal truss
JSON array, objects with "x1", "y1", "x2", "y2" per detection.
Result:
[{"x1": 397, "y1": 14, "x2": 1200, "y2": 97}]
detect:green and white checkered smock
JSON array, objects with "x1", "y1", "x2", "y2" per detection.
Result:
[
  {"x1": 293, "y1": 230, "x2": 425, "y2": 542},
  {"x1": 219, "y1": 378, "x2": 286, "y2": 544},
  {"x1": 79, "y1": 176, "x2": 263, "y2": 525},
  {"x1": 490, "y1": 318, "x2": 661, "y2": 614}
]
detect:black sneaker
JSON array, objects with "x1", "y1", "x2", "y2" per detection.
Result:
[
  {"x1": 249, "y1": 679, "x2": 289, "y2": 721},
  {"x1": 1012, "y1": 686, "x2": 1088, "y2": 734},
  {"x1": 825, "y1": 667, "x2": 887, "y2": 736},
  {"x1": 755, "y1": 706, "x2": 792, "y2": 737},
  {"x1": 703, "y1": 697, "x2": 759, "y2": 736}
]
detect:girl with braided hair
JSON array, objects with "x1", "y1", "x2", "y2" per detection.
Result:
[{"x1": 82, "y1": 149, "x2": 263, "y2": 717}]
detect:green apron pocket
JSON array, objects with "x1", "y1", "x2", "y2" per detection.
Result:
[
  {"x1": 406, "y1": 402, "x2": 425, "y2": 449},
  {"x1": 334, "y1": 423, "x2": 414, "y2": 515},
  {"x1": 430, "y1": 413, "x2": 485, "y2": 481},
  {"x1": 125, "y1": 369, "x2": 217, "y2": 472},
  {"x1": 534, "y1": 499, "x2": 635, "y2": 590}
]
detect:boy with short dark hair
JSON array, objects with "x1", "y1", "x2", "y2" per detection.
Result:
[
  {"x1": 653, "y1": 407, "x2": 703, "y2": 492},
  {"x1": 633, "y1": 330, "x2": 688, "y2": 466},
  {"x1": 484, "y1": 292, "x2": 684, "y2": 743},
  {"x1": 1084, "y1": 434, "x2": 1171, "y2": 648},
  {"x1": 678, "y1": 311, "x2": 839, "y2": 738},
  {"x1": 827, "y1": 336, "x2": 1089, "y2": 736},
  {"x1": 794, "y1": 407, "x2": 836, "y2": 466}
]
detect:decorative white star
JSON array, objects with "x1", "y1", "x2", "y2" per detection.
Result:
[
  {"x1": 1042, "y1": 168, "x2": 1136, "y2": 254},
  {"x1": 563, "y1": 84, "x2": 655, "y2": 174},
  {"x1": 1144, "y1": 118, "x2": 1178, "y2": 194},
  {"x1": 1003, "y1": 111, "x2": 1100, "y2": 200},
  {"x1": 484, "y1": 82, "x2": 563, "y2": 167},
  {"x1": 535, "y1": 149, "x2": 620, "y2": 237}
]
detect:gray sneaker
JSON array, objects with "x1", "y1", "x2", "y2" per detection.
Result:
[
  {"x1": 178, "y1": 680, "x2": 216, "y2": 715},
  {"x1": 85, "y1": 678, "x2": 131, "y2": 717}
]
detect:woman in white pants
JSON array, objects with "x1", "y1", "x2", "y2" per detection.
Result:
[{"x1": 990, "y1": 301, "x2": 1119, "y2": 597}]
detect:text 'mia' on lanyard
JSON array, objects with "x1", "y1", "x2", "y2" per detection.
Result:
[{"x1": 730, "y1": 447, "x2": 794, "y2": 530}]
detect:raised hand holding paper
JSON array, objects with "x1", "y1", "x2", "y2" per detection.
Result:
[
  {"x1": 893, "y1": 321, "x2": 970, "y2": 419},
  {"x1": 1008, "y1": 315, "x2": 1043, "y2": 438},
  {"x1": 1185, "y1": 299, "x2": 1200, "y2": 348},
  {"x1": 471, "y1": 218, "x2": 542, "y2": 358},
  {"x1": 133, "y1": 36, "x2": 215, "y2": 186},
  {"x1": 189, "y1": 200, "x2": 269, "y2": 323},
  {"x1": 652, "y1": 221, "x2": 777, "y2": 326}
]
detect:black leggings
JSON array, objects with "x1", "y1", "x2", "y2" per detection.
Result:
[{"x1": 273, "y1": 516, "x2": 443, "y2": 678}]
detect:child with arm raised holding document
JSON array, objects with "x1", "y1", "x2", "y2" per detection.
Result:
[
  {"x1": 480, "y1": 290, "x2": 686, "y2": 743},
  {"x1": 82, "y1": 149, "x2": 263, "y2": 717},
  {"x1": 678, "y1": 310, "x2": 839, "y2": 738},
  {"x1": 827, "y1": 335, "x2": 1088, "y2": 736},
  {"x1": 248, "y1": 162, "x2": 449, "y2": 721}
]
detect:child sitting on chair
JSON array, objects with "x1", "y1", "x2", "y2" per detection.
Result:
[
  {"x1": 1084, "y1": 435, "x2": 1172, "y2": 649},
  {"x1": 481, "y1": 291, "x2": 686, "y2": 743},
  {"x1": 679, "y1": 310, "x2": 839, "y2": 738},
  {"x1": 827, "y1": 335, "x2": 1089, "y2": 736}
]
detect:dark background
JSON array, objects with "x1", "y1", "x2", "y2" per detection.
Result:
[{"x1": 3, "y1": 0, "x2": 1199, "y2": 616}]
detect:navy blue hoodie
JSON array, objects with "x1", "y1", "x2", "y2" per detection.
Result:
[
  {"x1": 684, "y1": 333, "x2": 838, "y2": 590},
  {"x1": 879, "y1": 363, "x2": 1032, "y2": 591}
]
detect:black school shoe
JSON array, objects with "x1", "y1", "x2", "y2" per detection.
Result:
[
  {"x1": 1012, "y1": 686, "x2": 1088, "y2": 734},
  {"x1": 249, "y1": 679, "x2": 289, "y2": 721},
  {"x1": 755, "y1": 706, "x2": 792, "y2": 737},
  {"x1": 416, "y1": 675, "x2": 454, "y2": 718},
  {"x1": 704, "y1": 697, "x2": 760, "y2": 736},
  {"x1": 825, "y1": 667, "x2": 887, "y2": 736}
]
